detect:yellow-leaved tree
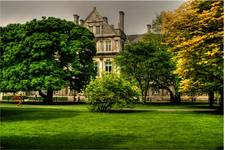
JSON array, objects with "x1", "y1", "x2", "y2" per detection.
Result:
[{"x1": 161, "y1": 0, "x2": 223, "y2": 108}]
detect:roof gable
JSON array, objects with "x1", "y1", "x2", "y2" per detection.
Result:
[
  {"x1": 84, "y1": 8, "x2": 117, "y2": 35},
  {"x1": 84, "y1": 7, "x2": 103, "y2": 23}
]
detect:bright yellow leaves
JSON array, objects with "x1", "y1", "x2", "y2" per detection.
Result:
[{"x1": 161, "y1": 0, "x2": 223, "y2": 93}]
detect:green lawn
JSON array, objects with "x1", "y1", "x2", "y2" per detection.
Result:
[{"x1": 0, "y1": 103, "x2": 223, "y2": 150}]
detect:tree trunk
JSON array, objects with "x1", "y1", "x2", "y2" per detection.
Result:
[
  {"x1": 175, "y1": 93, "x2": 181, "y2": 103},
  {"x1": 208, "y1": 91, "x2": 214, "y2": 108},
  {"x1": 166, "y1": 88, "x2": 175, "y2": 103},
  {"x1": 47, "y1": 90, "x2": 53, "y2": 103},
  {"x1": 141, "y1": 90, "x2": 145, "y2": 104},
  {"x1": 173, "y1": 84, "x2": 181, "y2": 103},
  {"x1": 39, "y1": 90, "x2": 53, "y2": 104},
  {"x1": 143, "y1": 89, "x2": 148, "y2": 104}
]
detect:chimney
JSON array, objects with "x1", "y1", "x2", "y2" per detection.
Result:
[
  {"x1": 73, "y1": 14, "x2": 79, "y2": 25},
  {"x1": 111, "y1": 25, "x2": 114, "y2": 28},
  {"x1": 80, "y1": 19, "x2": 84, "y2": 26},
  {"x1": 147, "y1": 24, "x2": 151, "y2": 33},
  {"x1": 93, "y1": 7, "x2": 96, "y2": 11},
  {"x1": 103, "y1": 17, "x2": 108, "y2": 23},
  {"x1": 118, "y1": 11, "x2": 124, "y2": 31}
]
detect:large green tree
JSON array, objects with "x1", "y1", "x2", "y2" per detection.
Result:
[
  {"x1": 161, "y1": 0, "x2": 223, "y2": 107},
  {"x1": 0, "y1": 17, "x2": 96, "y2": 103},
  {"x1": 116, "y1": 34, "x2": 177, "y2": 103}
]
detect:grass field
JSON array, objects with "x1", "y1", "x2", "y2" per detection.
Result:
[{"x1": 0, "y1": 103, "x2": 223, "y2": 150}]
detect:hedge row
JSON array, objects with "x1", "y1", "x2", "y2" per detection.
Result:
[{"x1": 2, "y1": 96, "x2": 68, "y2": 101}]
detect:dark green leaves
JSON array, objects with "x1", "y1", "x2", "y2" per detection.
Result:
[{"x1": 0, "y1": 17, "x2": 96, "y2": 93}]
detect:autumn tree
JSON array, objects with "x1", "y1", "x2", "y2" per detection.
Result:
[
  {"x1": 161, "y1": 0, "x2": 223, "y2": 107},
  {"x1": 0, "y1": 17, "x2": 96, "y2": 103}
]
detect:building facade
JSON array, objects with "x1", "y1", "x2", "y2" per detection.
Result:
[{"x1": 74, "y1": 7, "x2": 126, "y2": 77}]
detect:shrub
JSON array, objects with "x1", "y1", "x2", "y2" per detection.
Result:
[
  {"x1": 53, "y1": 97, "x2": 68, "y2": 101},
  {"x1": 85, "y1": 73, "x2": 140, "y2": 112},
  {"x1": 2, "y1": 96, "x2": 14, "y2": 100}
]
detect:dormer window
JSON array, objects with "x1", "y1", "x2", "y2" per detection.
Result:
[{"x1": 96, "y1": 26, "x2": 100, "y2": 34}]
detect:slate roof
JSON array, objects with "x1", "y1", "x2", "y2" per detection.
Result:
[{"x1": 126, "y1": 34, "x2": 145, "y2": 43}]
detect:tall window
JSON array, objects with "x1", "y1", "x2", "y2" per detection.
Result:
[
  {"x1": 105, "y1": 61, "x2": 112, "y2": 72},
  {"x1": 89, "y1": 26, "x2": 93, "y2": 32},
  {"x1": 105, "y1": 40, "x2": 111, "y2": 51},
  {"x1": 96, "y1": 26, "x2": 100, "y2": 34},
  {"x1": 94, "y1": 61, "x2": 99, "y2": 76}
]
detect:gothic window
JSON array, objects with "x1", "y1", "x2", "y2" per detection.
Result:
[
  {"x1": 96, "y1": 26, "x2": 100, "y2": 34},
  {"x1": 105, "y1": 61, "x2": 112, "y2": 72},
  {"x1": 105, "y1": 40, "x2": 111, "y2": 51}
]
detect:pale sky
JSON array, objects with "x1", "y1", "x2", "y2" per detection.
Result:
[{"x1": 0, "y1": 1, "x2": 184, "y2": 34}]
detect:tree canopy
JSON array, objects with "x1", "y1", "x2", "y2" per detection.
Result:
[
  {"x1": 0, "y1": 17, "x2": 96, "y2": 103},
  {"x1": 85, "y1": 73, "x2": 140, "y2": 112},
  {"x1": 116, "y1": 33, "x2": 176, "y2": 102},
  {"x1": 161, "y1": 0, "x2": 223, "y2": 106},
  {"x1": 161, "y1": 0, "x2": 223, "y2": 91}
]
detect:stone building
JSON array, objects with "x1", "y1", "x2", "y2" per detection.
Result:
[
  {"x1": 74, "y1": 7, "x2": 170, "y2": 101},
  {"x1": 0, "y1": 7, "x2": 208, "y2": 102},
  {"x1": 74, "y1": 7, "x2": 126, "y2": 77}
]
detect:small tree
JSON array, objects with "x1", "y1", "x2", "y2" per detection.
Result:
[
  {"x1": 116, "y1": 36, "x2": 176, "y2": 103},
  {"x1": 84, "y1": 73, "x2": 140, "y2": 112}
]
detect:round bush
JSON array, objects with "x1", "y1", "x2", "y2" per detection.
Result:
[{"x1": 84, "y1": 73, "x2": 140, "y2": 112}]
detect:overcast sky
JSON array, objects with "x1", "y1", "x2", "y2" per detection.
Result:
[{"x1": 0, "y1": 1, "x2": 184, "y2": 34}]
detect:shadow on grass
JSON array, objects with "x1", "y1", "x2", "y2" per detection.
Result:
[
  {"x1": 1, "y1": 107, "x2": 79, "y2": 122},
  {"x1": 216, "y1": 146, "x2": 224, "y2": 150},
  {"x1": 193, "y1": 110, "x2": 224, "y2": 115},
  {"x1": 139, "y1": 102, "x2": 220, "y2": 109},
  {"x1": 1, "y1": 132, "x2": 136, "y2": 149}
]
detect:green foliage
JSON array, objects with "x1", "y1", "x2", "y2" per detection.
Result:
[
  {"x1": 53, "y1": 97, "x2": 68, "y2": 101},
  {"x1": 116, "y1": 34, "x2": 176, "y2": 102},
  {"x1": 2, "y1": 96, "x2": 68, "y2": 101},
  {"x1": 84, "y1": 73, "x2": 140, "y2": 112},
  {"x1": 2, "y1": 96, "x2": 14, "y2": 100},
  {"x1": 151, "y1": 12, "x2": 164, "y2": 33},
  {"x1": 0, "y1": 17, "x2": 96, "y2": 102}
]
